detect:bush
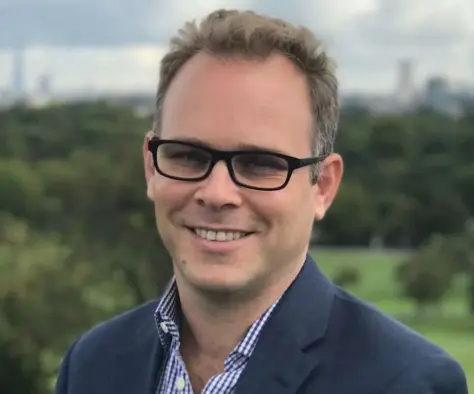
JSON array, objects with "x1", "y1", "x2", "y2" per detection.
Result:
[
  {"x1": 395, "y1": 237, "x2": 453, "y2": 314},
  {"x1": 333, "y1": 266, "x2": 361, "y2": 289}
]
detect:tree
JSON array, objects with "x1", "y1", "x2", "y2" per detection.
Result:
[
  {"x1": 332, "y1": 266, "x2": 361, "y2": 289},
  {"x1": 0, "y1": 339, "x2": 45, "y2": 394},
  {"x1": 0, "y1": 102, "x2": 172, "y2": 391},
  {"x1": 395, "y1": 236, "x2": 453, "y2": 316},
  {"x1": 434, "y1": 232, "x2": 474, "y2": 315}
]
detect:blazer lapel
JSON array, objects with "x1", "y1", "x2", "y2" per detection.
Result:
[
  {"x1": 234, "y1": 255, "x2": 335, "y2": 394},
  {"x1": 234, "y1": 326, "x2": 320, "y2": 394}
]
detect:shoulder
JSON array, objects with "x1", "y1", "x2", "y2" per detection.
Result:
[
  {"x1": 326, "y1": 288, "x2": 467, "y2": 392},
  {"x1": 55, "y1": 300, "x2": 160, "y2": 393},
  {"x1": 384, "y1": 351, "x2": 468, "y2": 393},
  {"x1": 65, "y1": 299, "x2": 158, "y2": 365}
]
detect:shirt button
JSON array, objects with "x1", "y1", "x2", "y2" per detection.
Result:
[
  {"x1": 159, "y1": 322, "x2": 169, "y2": 333},
  {"x1": 175, "y1": 377, "x2": 186, "y2": 391}
]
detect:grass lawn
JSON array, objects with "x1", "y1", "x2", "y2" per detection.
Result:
[{"x1": 311, "y1": 247, "x2": 474, "y2": 391}]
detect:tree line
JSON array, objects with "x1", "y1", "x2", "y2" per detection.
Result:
[
  {"x1": 321, "y1": 107, "x2": 474, "y2": 247},
  {"x1": 3, "y1": 103, "x2": 474, "y2": 248}
]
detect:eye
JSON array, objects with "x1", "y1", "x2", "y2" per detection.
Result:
[
  {"x1": 237, "y1": 154, "x2": 288, "y2": 170},
  {"x1": 159, "y1": 144, "x2": 210, "y2": 164},
  {"x1": 234, "y1": 153, "x2": 288, "y2": 177}
]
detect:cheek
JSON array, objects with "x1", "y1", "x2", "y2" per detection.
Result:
[
  {"x1": 150, "y1": 176, "x2": 195, "y2": 213},
  {"x1": 259, "y1": 187, "x2": 315, "y2": 231},
  {"x1": 249, "y1": 192, "x2": 294, "y2": 230}
]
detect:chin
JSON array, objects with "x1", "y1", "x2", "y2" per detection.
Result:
[
  {"x1": 194, "y1": 280, "x2": 245, "y2": 295},
  {"x1": 181, "y1": 262, "x2": 258, "y2": 295}
]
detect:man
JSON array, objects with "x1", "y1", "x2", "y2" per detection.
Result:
[{"x1": 55, "y1": 9, "x2": 467, "y2": 394}]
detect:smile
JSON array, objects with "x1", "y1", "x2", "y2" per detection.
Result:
[{"x1": 191, "y1": 228, "x2": 251, "y2": 242}]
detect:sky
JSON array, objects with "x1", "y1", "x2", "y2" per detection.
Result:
[{"x1": 0, "y1": 0, "x2": 473, "y2": 95}]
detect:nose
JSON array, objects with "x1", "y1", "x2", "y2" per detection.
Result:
[{"x1": 194, "y1": 161, "x2": 242, "y2": 210}]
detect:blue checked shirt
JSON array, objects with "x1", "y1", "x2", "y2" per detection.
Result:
[{"x1": 155, "y1": 280, "x2": 280, "y2": 394}]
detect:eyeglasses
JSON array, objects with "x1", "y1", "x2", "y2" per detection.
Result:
[{"x1": 148, "y1": 137, "x2": 327, "y2": 191}]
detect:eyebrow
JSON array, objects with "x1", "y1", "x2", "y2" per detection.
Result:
[{"x1": 174, "y1": 137, "x2": 290, "y2": 155}]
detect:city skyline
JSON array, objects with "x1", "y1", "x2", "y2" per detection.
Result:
[{"x1": 1, "y1": 0, "x2": 473, "y2": 94}]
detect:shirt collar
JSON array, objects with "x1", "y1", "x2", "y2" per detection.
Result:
[
  {"x1": 154, "y1": 278, "x2": 180, "y2": 346},
  {"x1": 154, "y1": 277, "x2": 281, "y2": 358}
]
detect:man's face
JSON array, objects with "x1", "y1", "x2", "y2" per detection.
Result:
[{"x1": 144, "y1": 52, "x2": 342, "y2": 298}]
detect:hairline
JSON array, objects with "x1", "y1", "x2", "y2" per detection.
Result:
[{"x1": 153, "y1": 49, "x2": 319, "y2": 154}]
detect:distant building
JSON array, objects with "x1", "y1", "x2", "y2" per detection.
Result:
[
  {"x1": 11, "y1": 48, "x2": 26, "y2": 100},
  {"x1": 421, "y1": 76, "x2": 463, "y2": 118},
  {"x1": 341, "y1": 93, "x2": 400, "y2": 115},
  {"x1": 37, "y1": 73, "x2": 52, "y2": 96},
  {"x1": 395, "y1": 58, "x2": 417, "y2": 111},
  {"x1": 341, "y1": 58, "x2": 473, "y2": 118},
  {"x1": 28, "y1": 73, "x2": 54, "y2": 108}
]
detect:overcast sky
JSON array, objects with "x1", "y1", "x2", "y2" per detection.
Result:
[{"x1": 0, "y1": 0, "x2": 473, "y2": 94}]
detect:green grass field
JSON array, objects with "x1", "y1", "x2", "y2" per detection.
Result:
[{"x1": 310, "y1": 248, "x2": 474, "y2": 391}]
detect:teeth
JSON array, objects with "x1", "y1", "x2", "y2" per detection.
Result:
[{"x1": 194, "y1": 228, "x2": 248, "y2": 242}]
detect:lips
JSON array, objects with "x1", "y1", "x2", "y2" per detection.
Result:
[{"x1": 191, "y1": 228, "x2": 251, "y2": 242}]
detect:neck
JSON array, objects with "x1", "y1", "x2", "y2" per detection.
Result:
[{"x1": 175, "y1": 257, "x2": 305, "y2": 361}]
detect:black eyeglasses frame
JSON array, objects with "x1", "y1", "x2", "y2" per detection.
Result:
[{"x1": 147, "y1": 137, "x2": 327, "y2": 191}]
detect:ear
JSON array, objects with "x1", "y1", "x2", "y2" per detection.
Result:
[
  {"x1": 313, "y1": 153, "x2": 343, "y2": 221},
  {"x1": 143, "y1": 131, "x2": 155, "y2": 200}
]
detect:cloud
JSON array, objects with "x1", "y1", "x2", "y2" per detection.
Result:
[
  {"x1": 0, "y1": 0, "x2": 473, "y2": 93},
  {"x1": 4, "y1": 0, "x2": 472, "y2": 53},
  {"x1": 323, "y1": 0, "x2": 474, "y2": 91},
  {"x1": 0, "y1": 0, "x2": 253, "y2": 49},
  {"x1": 0, "y1": 0, "x2": 383, "y2": 49},
  {"x1": 22, "y1": 45, "x2": 166, "y2": 93},
  {"x1": 353, "y1": 0, "x2": 474, "y2": 48}
]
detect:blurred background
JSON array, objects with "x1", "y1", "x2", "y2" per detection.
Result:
[{"x1": 1, "y1": 0, "x2": 474, "y2": 392}]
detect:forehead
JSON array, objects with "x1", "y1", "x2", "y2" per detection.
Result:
[{"x1": 161, "y1": 52, "x2": 313, "y2": 155}]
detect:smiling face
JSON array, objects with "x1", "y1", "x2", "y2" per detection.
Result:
[{"x1": 144, "y1": 52, "x2": 342, "y2": 300}]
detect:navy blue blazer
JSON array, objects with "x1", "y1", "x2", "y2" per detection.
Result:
[{"x1": 55, "y1": 255, "x2": 468, "y2": 394}]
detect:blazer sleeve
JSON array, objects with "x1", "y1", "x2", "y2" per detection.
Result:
[
  {"x1": 55, "y1": 340, "x2": 79, "y2": 394},
  {"x1": 385, "y1": 354, "x2": 468, "y2": 394}
]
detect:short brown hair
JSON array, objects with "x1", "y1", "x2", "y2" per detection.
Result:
[{"x1": 153, "y1": 9, "x2": 339, "y2": 157}]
